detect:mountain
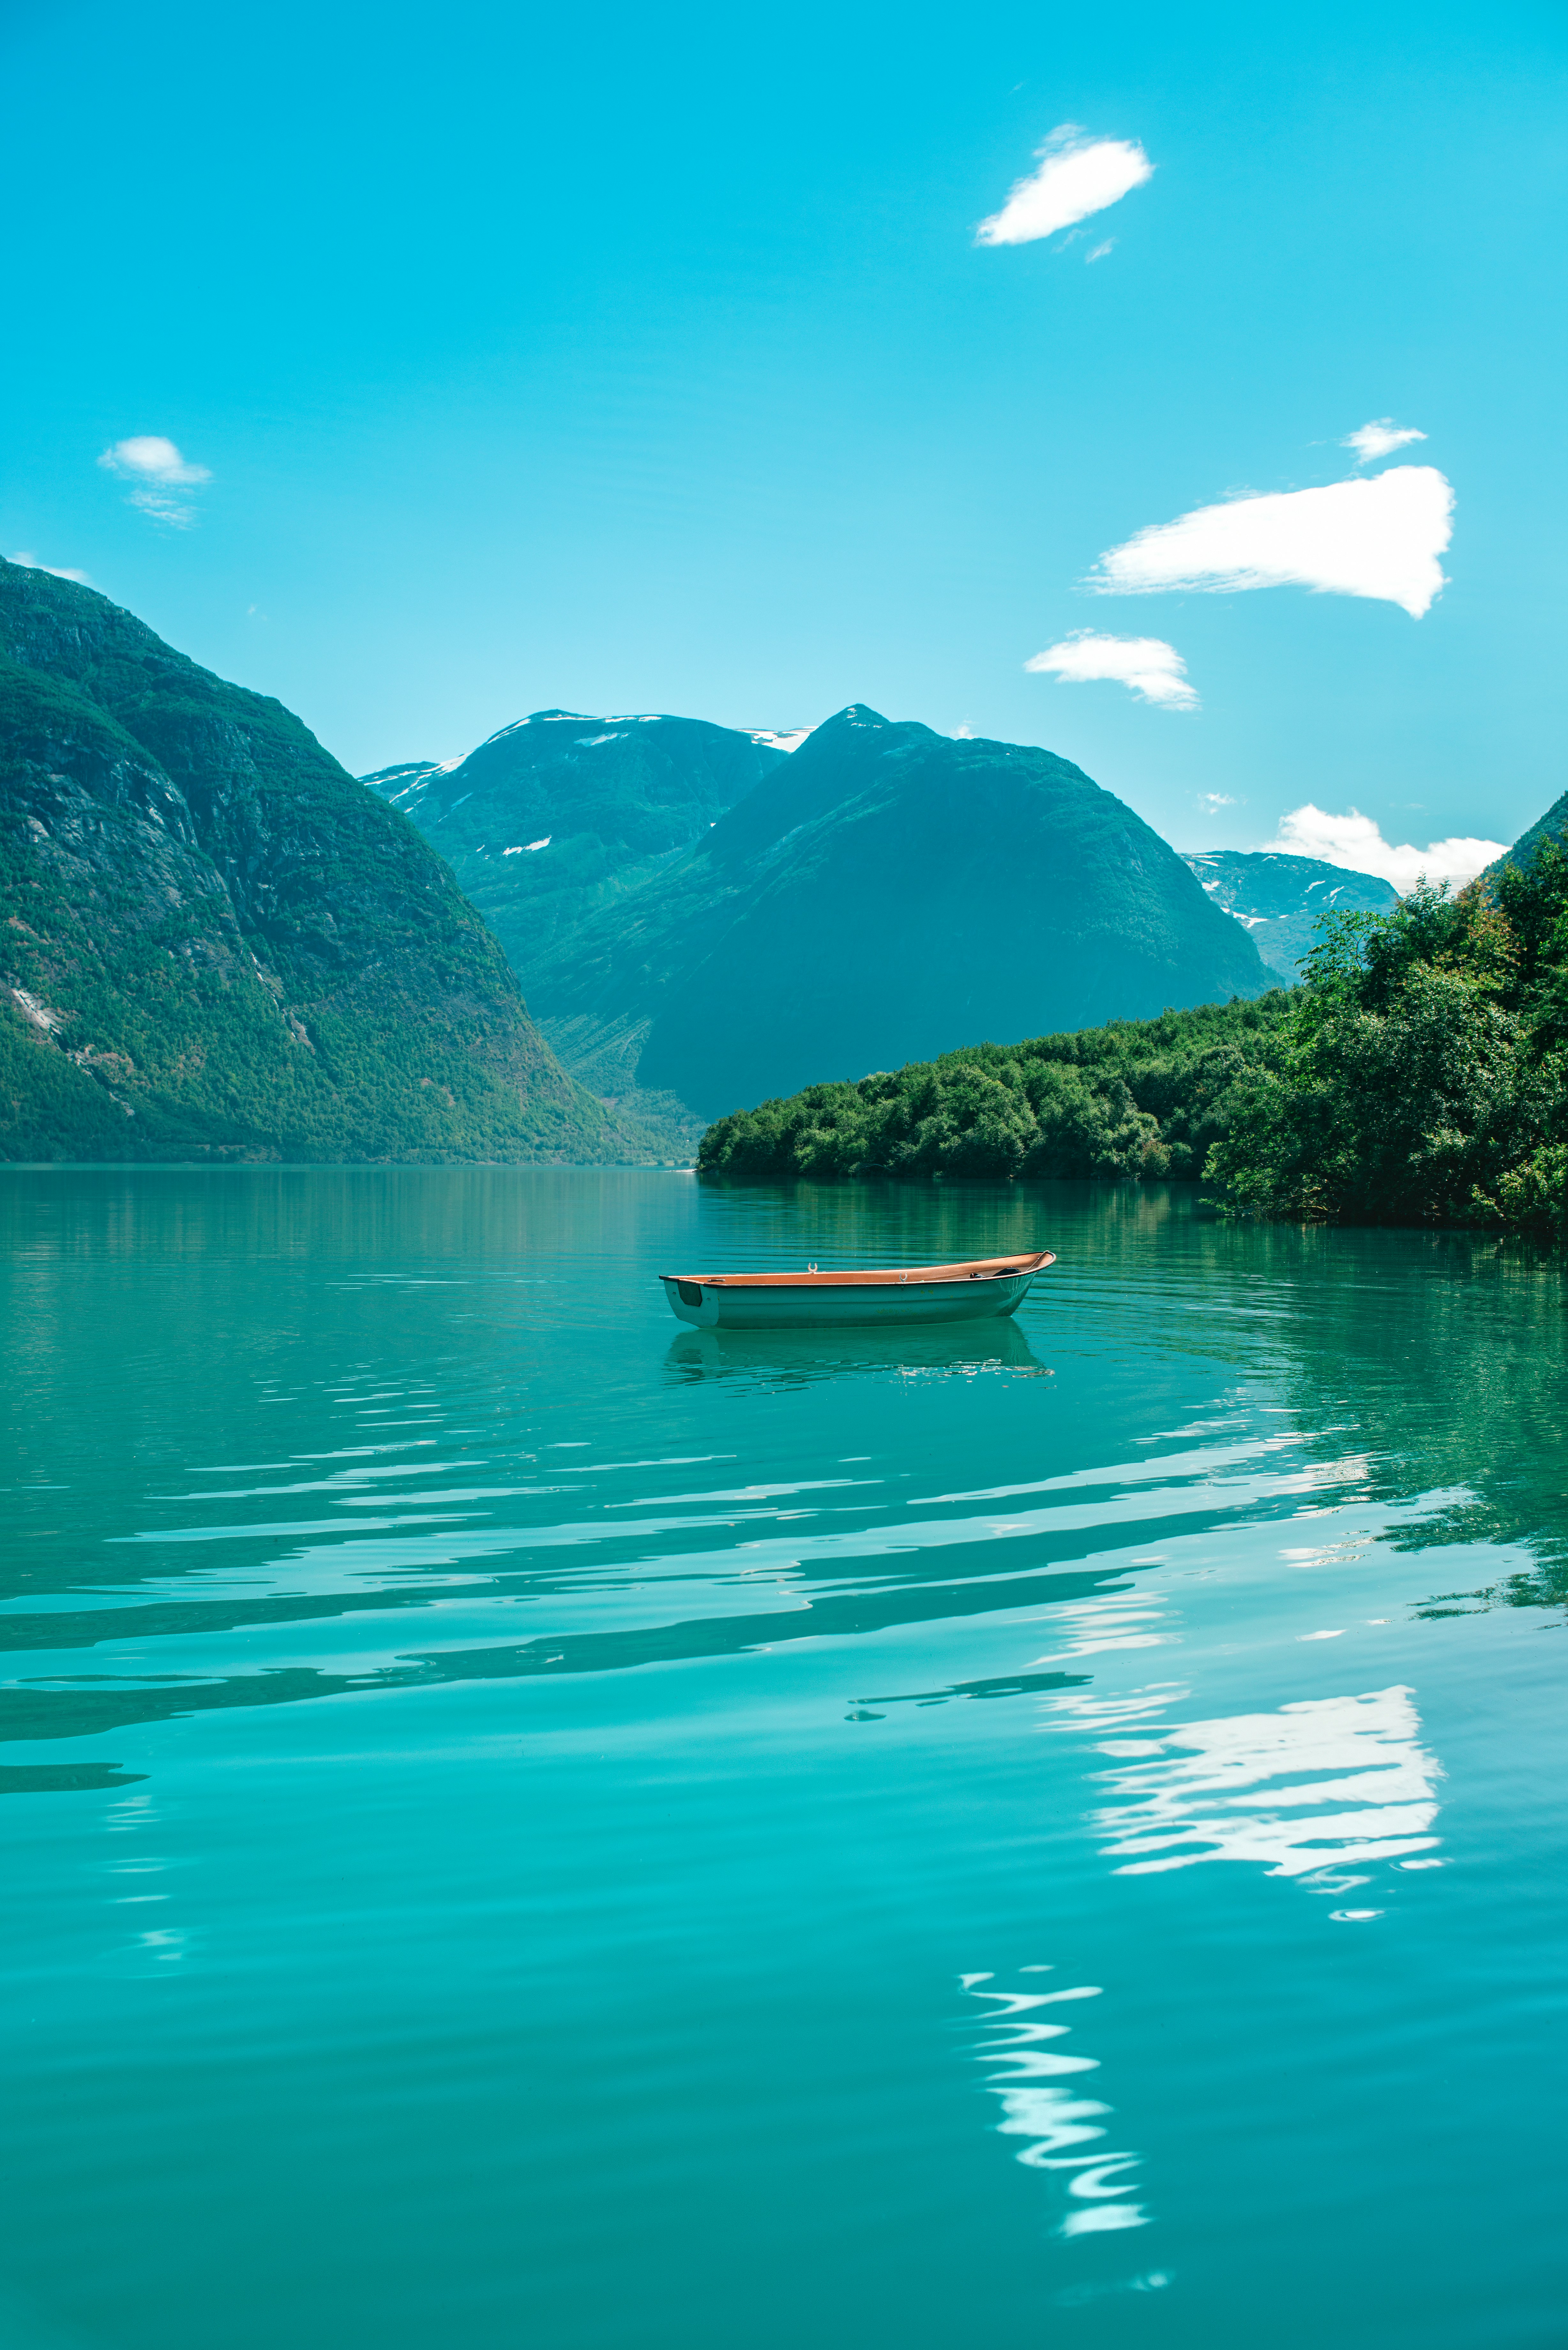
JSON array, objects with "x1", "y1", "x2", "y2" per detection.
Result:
[
  {"x1": 1182, "y1": 850, "x2": 1399, "y2": 979},
  {"x1": 523, "y1": 704, "x2": 1273, "y2": 1121},
  {"x1": 363, "y1": 711, "x2": 793, "y2": 982},
  {"x1": 1485, "y1": 791, "x2": 1568, "y2": 878},
  {"x1": 0, "y1": 562, "x2": 647, "y2": 1163},
  {"x1": 363, "y1": 758, "x2": 444, "y2": 799}
]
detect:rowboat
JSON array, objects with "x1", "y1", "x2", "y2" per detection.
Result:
[{"x1": 658, "y1": 1250, "x2": 1055, "y2": 1330}]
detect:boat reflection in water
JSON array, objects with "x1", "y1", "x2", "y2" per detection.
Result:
[{"x1": 663, "y1": 1315, "x2": 1053, "y2": 1389}]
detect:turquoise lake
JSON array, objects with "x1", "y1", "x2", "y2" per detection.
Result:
[{"x1": 2, "y1": 1166, "x2": 1565, "y2": 2349}]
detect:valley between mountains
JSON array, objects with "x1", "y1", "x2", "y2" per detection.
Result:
[{"x1": 4, "y1": 559, "x2": 1544, "y2": 1168}]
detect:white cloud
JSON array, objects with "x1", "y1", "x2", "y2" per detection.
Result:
[
  {"x1": 1085, "y1": 239, "x2": 1115, "y2": 263},
  {"x1": 977, "y1": 126, "x2": 1153, "y2": 247},
  {"x1": 7, "y1": 550, "x2": 93, "y2": 584},
  {"x1": 98, "y1": 435, "x2": 212, "y2": 527},
  {"x1": 98, "y1": 434, "x2": 210, "y2": 485},
  {"x1": 1344, "y1": 418, "x2": 1426, "y2": 465},
  {"x1": 1199, "y1": 792, "x2": 1236, "y2": 809},
  {"x1": 1027, "y1": 631, "x2": 1197, "y2": 710},
  {"x1": 1091, "y1": 465, "x2": 1452, "y2": 619},
  {"x1": 1266, "y1": 803, "x2": 1505, "y2": 892}
]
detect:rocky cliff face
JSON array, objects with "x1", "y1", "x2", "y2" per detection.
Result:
[
  {"x1": 0, "y1": 563, "x2": 640, "y2": 1161},
  {"x1": 523, "y1": 705, "x2": 1273, "y2": 1121}
]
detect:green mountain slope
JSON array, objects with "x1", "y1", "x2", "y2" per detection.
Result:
[
  {"x1": 1485, "y1": 790, "x2": 1568, "y2": 878},
  {"x1": 1183, "y1": 850, "x2": 1399, "y2": 979},
  {"x1": 363, "y1": 710, "x2": 789, "y2": 981},
  {"x1": 525, "y1": 705, "x2": 1273, "y2": 1120},
  {"x1": 0, "y1": 562, "x2": 642, "y2": 1162}
]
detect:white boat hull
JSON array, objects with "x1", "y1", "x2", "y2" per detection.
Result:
[{"x1": 660, "y1": 1270, "x2": 1039, "y2": 1330}]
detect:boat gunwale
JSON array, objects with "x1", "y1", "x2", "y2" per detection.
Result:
[{"x1": 657, "y1": 1251, "x2": 1054, "y2": 1291}]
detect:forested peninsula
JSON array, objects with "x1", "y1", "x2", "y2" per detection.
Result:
[{"x1": 697, "y1": 844, "x2": 1568, "y2": 1235}]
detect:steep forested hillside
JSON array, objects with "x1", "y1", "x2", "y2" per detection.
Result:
[
  {"x1": 525, "y1": 704, "x2": 1271, "y2": 1119},
  {"x1": 0, "y1": 563, "x2": 646, "y2": 1162},
  {"x1": 1485, "y1": 789, "x2": 1568, "y2": 879}
]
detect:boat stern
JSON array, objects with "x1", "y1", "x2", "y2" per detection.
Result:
[{"x1": 660, "y1": 1275, "x2": 721, "y2": 1327}]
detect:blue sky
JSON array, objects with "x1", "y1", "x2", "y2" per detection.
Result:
[{"x1": 5, "y1": 0, "x2": 1564, "y2": 875}]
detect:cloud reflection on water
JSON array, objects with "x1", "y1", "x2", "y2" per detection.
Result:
[
  {"x1": 963, "y1": 1972, "x2": 1150, "y2": 2236},
  {"x1": 1051, "y1": 1682, "x2": 1442, "y2": 1881}
]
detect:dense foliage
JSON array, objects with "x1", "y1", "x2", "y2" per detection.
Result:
[
  {"x1": 696, "y1": 994, "x2": 1295, "y2": 1183},
  {"x1": 1210, "y1": 845, "x2": 1568, "y2": 1232},
  {"x1": 698, "y1": 844, "x2": 1568, "y2": 1235}
]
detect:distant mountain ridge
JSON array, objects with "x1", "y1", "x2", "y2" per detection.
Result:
[
  {"x1": 521, "y1": 704, "x2": 1272, "y2": 1120},
  {"x1": 0, "y1": 563, "x2": 647, "y2": 1162},
  {"x1": 363, "y1": 710, "x2": 792, "y2": 987},
  {"x1": 1182, "y1": 850, "x2": 1399, "y2": 979}
]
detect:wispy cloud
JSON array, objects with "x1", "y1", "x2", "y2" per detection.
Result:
[
  {"x1": 98, "y1": 435, "x2": 212, "y2": 527},
  {"x1": 1085, "y1": 239, "x2": 1116, "y2": 263},
  {"x1": 1199, "y1": 792, "x2": 1237, "y2": 810},
  {"x1": 977, "y1": 126, "x2": 1153, "y2": 248},
  {"x1": 8, "y1": 550, "x2": 93, "y2": 585},
  {"x1": 1267, "y1": 803, "x2": 1505, "y2": 892},
  {"x1": 1027, "y1": 631, "x2": 1197, "y2": 710},
  {"x1": 1343, "y1": 418, "x2": 1427, "y2": 465},
  {"x1": 1091, "y1": 465, "x2": 1453, "y2": 619}
]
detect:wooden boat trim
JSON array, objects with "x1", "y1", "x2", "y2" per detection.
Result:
[{"x1": 658, "y1": 1251, "x2": 1054, "y2": 1290}]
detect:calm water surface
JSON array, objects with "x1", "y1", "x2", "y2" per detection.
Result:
[{"x1": 2, "y1": 1168, "x2": 1566, "y2": 2349}]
